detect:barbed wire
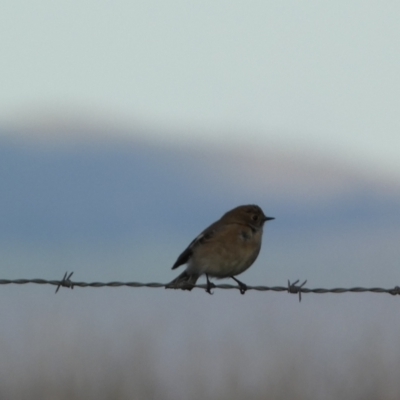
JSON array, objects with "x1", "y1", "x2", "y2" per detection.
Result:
[{"x1": 0, "y1": 272, "x2": 399, "y2": 302}]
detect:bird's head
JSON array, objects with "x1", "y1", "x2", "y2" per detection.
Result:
[{"x1": 221, "y1": 204, "x2": 274, "y2": 229}]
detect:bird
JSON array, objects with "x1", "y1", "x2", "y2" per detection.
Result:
[{"x1": 165, "y1": 204, "x2": 274, "y2": 294}]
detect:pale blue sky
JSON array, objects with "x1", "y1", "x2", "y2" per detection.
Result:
[{"x1": 1, "y1": 1, "x2": 400, "y2": 174}]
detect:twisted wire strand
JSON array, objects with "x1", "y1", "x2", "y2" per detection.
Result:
[{"x1": 0, "y1": 274, "x2": 399, "y2": 300}]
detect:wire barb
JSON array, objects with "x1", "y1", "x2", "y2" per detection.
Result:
[
  {"x1": 389, "y1": 286, "x2": 400, "y2": 296},
  {"x1": 55, "y1": 271, "x2": 74, "y2": 294},
  {"x1": 287, "y1": 279, "x2": 307, "y2": 302}
]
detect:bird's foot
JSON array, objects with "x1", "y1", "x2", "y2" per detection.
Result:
[
  {"x1": 231, "y1": 276, "x2": 247, "y2": 295},
  {"x1": 205, "y1": 274, "x2": 216, "y2": 295}
]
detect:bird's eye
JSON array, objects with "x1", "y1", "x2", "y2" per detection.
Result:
[{"x1": 252, "y1": 215, "x2": 258, "y2": 221}]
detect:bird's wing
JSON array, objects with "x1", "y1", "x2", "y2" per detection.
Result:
[{"x1": 171, "y1": 224, "x2": 217, "y2": 270}]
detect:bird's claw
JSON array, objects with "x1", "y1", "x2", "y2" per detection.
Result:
[
  {"x1": 205, "y1": 274, "x2": 215, "y2": 295},
  {"x1": 231, "y1": 276, "x2": 247, "y2": 295},
  {"x1": 238, "y1": 282, "x2": 247, "y2": 295},
  {"x1": 206, "y1": 282, "x2": 216, "y2": 295}
]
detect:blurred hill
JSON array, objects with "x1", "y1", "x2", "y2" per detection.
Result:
[{"x1": 1, "y1": 125, "x2": 399, "y2": 244}]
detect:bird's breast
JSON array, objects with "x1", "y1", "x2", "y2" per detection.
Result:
[{"x1": 188, "y1": 225, "x2": 263, "y2": 277}]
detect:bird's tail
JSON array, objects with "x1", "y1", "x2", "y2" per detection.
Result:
[{"x1": 165, "y1": 270, "x2": 199, "y2": 291}]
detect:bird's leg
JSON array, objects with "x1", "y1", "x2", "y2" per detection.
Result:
[
  {"x1": 231, "y1": 276, "x2": 247, "y2": 295},
  {"x1": 205, "y1": 274, "x2": 215, "y2": 295}
]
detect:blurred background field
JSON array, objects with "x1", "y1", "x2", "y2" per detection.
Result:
[{"x1": 1, "y1": 1, "x2": 400, "y2": 399}]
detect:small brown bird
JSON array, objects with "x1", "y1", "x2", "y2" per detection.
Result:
[{"x1": 166, "y1": 204, "x2": 274, "y2": 294}]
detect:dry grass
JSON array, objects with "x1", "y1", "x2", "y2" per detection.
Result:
[{"x1": 1, "y1": 331, "x2": 399, "y2": 400}]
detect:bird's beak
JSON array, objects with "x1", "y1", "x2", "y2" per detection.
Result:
[{"x1": 263, "y1": 216, "x2": 275, "y2": 221}]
